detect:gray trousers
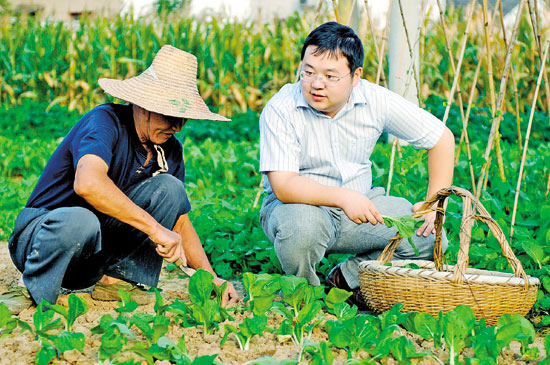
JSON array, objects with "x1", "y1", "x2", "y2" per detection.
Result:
[
  {"x1": 9, "y1": 174, "x2": 189, "y2": 305},
  {"x1": 260, "y1": 187, "x2": 447, "y2": 289}
]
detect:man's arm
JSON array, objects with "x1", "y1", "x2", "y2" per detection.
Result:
[
  {"x1": 267, "y1": 172, "x2": 384, "y2": 225},
  {"x1": 74, "y1": 154, "x2": 182, "y2": 257},
  {"x1": 172, "y1": 214, "x2": 239, "y2": 307},
  {"x1": 413, "y1": 126, "x2": 455, "y2": 236}
]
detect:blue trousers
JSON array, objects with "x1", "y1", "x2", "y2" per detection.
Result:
[
  {"x1": 260, "y1": 187, "x2": 448, "y2": 289},
  {"x1": 9, "y1": 174, "x2": 189, "y2": 305}
]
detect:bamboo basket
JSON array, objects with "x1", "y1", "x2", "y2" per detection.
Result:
[{"x1": 358, "y1": 186, "x2": 539, "y2": 325}]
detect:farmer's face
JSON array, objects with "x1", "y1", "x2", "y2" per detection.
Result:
[
  {"x1": 146, "y1": 112, "x2": 186, "y2": 145},
  {"x1": 300, "y1": 46, "x2": 362, "y2": 118}
]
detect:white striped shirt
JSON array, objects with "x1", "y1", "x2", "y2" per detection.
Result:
[{"x1": 259, "y1": 79, "x2": 445, "y2": 195}]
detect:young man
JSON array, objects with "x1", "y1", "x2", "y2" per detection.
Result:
[
  {"x1": 3, "y1": 45, "x2": 239, "y2": 313},
  {"x1": 259, "y1": 22, "x2": 454, "y2": 308}
]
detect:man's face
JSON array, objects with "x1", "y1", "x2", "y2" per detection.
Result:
[
  {"x1": 147, "y1": 112, "x2": 186, "y2": 145},
  {"x1": 300, "y1": 45, "x2": 362, "y2": 118}
]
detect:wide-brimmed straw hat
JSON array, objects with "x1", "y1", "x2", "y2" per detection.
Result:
[{"x1": 98, "y1": 45, "x2": 230, "y2": 122}]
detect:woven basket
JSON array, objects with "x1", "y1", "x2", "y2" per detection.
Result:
[{"x1": 358, "y1": 186, "x2": 539, "y2": 325}]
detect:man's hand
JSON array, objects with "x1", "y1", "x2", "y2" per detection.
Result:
[
  {"x1": 213, "y1": 277, "x2": 240, "y2": 307},
  {"x1": 149, "y1": 224, "x2": 183, "y2": 261},
  {"x1": 340, "y1": 190, "x2": 384, "y2": 225},
  {"x1": 412, "y1": 201, "x2": 444, "y2": 237}
]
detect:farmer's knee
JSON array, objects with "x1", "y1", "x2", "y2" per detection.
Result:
[{"x1": 43, "y1": 207, "x2": 100, "y2": 252}]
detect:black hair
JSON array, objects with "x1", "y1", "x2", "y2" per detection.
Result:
[{"x1": 300, "y1": 21, "x2": 364, "y2": 73}]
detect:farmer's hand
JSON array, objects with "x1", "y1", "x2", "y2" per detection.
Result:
[
  {"x1": 412, "y1": 202, "x2": 445, "y2": 237},
  {"x1": 149, "y1": 224, "x2": 182, "y2": 260},
  {"x1": 213, "y1": 277, "x2": 240, "y2": 308},
  {"x1": 340, "y1": 190, "x2": 384, "y2": 225}
]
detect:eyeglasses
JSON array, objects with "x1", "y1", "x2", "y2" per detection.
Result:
[{"x1": 299, "y1": 70, "x2": 351, "y2": 85}]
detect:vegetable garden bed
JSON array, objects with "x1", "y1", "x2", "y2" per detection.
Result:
[{"x1": 0, "y1": 242, "x2": 547, "y2": 364}]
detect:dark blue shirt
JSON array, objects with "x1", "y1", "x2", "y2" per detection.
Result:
[{"x1": 26, "y1": 103, "x2": 191, "y2": 215}]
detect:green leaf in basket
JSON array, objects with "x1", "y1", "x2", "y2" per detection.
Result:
[
  {"x1": 521, "y1": 241, "x2": 544, "y2": 269},
  {"x1": 382, "y1": 215, "x2": 422, "y2": 256}
]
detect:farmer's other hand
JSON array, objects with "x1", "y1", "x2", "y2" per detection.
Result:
[
  {"x1": 149, "y1": 224, "x2": 182, "y2": 260},
  {"x1": 213, "y1": 278, "x2": 240, "y2": 308},
  {"x1": 340, "y1": 190, "x2": 384, "y2": 225},
  {"x1": 412, "y1": 201, "x2": 444, "y2": 237}
]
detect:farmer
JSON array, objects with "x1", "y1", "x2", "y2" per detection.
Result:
[
  {"x1": 2, "y1": 45, "x2": 239, "y2": 314},
  {"x1": 259, "y1": 22, "x2": 455, "y2": 309}
]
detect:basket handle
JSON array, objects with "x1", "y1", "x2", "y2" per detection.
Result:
[{"x1": 376, "y1": 186, "x2": 528, "y2": 284}]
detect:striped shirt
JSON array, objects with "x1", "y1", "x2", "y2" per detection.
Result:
[{"x1": 259, "y1": 79, "x2": 445, "y2": 195}]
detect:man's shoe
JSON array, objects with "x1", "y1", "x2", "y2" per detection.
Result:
[
  {"x1": 0, "y1": 286, "x2": 33, "y2": 315},
  {"x1": 326, "y1": 264, "x2": 368, "y2": 311},
  {"x1": 92, "y1": 281, "x2": 155, "y2": 305}
]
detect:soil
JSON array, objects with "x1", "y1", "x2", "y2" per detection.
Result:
[{"x1": 0, "y1": 241, "x2": 546, "y2": 364}]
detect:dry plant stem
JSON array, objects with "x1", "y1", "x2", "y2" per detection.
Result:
[
  {"x1": 546, "y1": 172, "x2": 550, "y2": 198},
  {"x1": 475, "y1": 0, "x2": 526, "y2": 199},
  {"x1": 527, "y1": 0, "x2": 550, "y2": 126},
  {"x1": 376, "y1": 0, "x2": 393, "y2": 86},
  {"x1": 364, "y1": 0, "x2": 388, "y2": 87},
  {"x1": 397, "y1": 0, "x2": 422, "y2": 105},
  {"x1": 510, "y1": 40, "x2": 550, "y2": 244},
  {"x1": 312, "y1": 0, "x2": 324, "y2": 28},
  {"x1": 497, "y1": 0, "x2": 523, "y2": 150},
  {"x1": 438, "y1": 0, "x2": 474, "y2": 124},
  {"x1": 481, "y1": 0, "x2": 497, "y2": 116},
  {"x1": 331, "y1": 0, "x2": 341, "y2": 23},
  {"x1": 386, "y1": 137, "x2": 399, "y2": 195},
  {"x1": 345, "y1": 0, "x2": 358, "y2": 26},
  {"x1": 436, "y1": 0, "x2": 477, "y2": 193}
]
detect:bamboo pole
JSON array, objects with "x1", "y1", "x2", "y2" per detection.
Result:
[
  {"x1": 497, "y1": 0, "x2": 523, "y2": 151},
  {"x1": 475, "y1": 0, "x2": 526, "y2": 199},
  {"x1": 331, "y1": 0, "x2": 341, "y2": 23},
  {"x1": 312, "y1": 0, "x2": 324, "y2": 28},
  {"x1": 364, "y1": 0, "x2": 388, "y2": 87},
  {"x1": 527, "y1": 0, "x2": 550, "y2": 125},
  {"x1": 397, "y1": 0, "x2": 422, "y2": 105},
  {"x1": 386, "y1": 0, "x2": 428, "y2": 196},
  {"x1": 376, "y1": 0, "x2": 393, "y2": 86},
  {"x1": 454, "y1": 3, "x2": 500, "y2": 170},
  {"x1": 345, "y1": 0, "x2": 358, "y2": 26},
  {"x1": 435, "y1": 0, "x2": 477, "y2": 194},
  {"x1": 510, "y1": 40, "x2": 550, "y2": 244},
  {"x1": 481, "y1": 0, "x2": 497, "y2": 117}
]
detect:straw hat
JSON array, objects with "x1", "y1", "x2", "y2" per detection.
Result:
[{"x1": 98, "y1": 45, "x2": 230, "y2": 122}]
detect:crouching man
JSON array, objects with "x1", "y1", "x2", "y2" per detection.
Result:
[{"x1": 2, "y1": 45, "x2": 239, "y2": 313}]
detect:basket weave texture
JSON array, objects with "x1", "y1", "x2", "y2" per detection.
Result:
[{"x1": 358, "y1": 187, "x2": 539, "y2": 325}]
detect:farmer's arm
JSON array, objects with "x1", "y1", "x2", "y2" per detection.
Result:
[
  {"x1": 172, "y1": 214, "x2": 239, "y2": 307},
  {"x1": 413, "y1": 126, "x2": 455, "y2": 236},
  {"x1": 74, "y1": 154, "x2": 181, "y2": 257},
  {"x1": 267, "y1": 171, "x2": 384, "y2": 225}
]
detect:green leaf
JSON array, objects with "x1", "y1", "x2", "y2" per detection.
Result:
[
  {"x1": 35, "y1": 343, "x2": 57, "y2": 365},
  {"x1": 403, "y1": 312, "x2": 442, "y2": 348},
  {"x1": 189, "y1": 269, "x2": 215, "y2": 305},
  {"x1": 522, "y1": 242, "x2": 545, "y2": 268},
  {"x1": 67, "y1": 294, "x2": 88, "y2": 332},
  {"x1": 442, "y1": 306, "x2": 476, "y2": 363},
  {"x1": 496, "y1": 314, "x2": 535, "y2": 354},
  {"x1": 53, "y1": 331, "x2": 86, "y2": 353}
]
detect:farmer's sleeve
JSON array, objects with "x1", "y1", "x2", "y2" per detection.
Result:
[
  {"x1": 259, "y1": 103, "x2": 300, "y2": 174},
  {"x1": 381, "y1": 88, "x2": 445, "y2": 150},
  {"x1": 70, "y1": 109, "x2": 119, "y2": 169}
]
